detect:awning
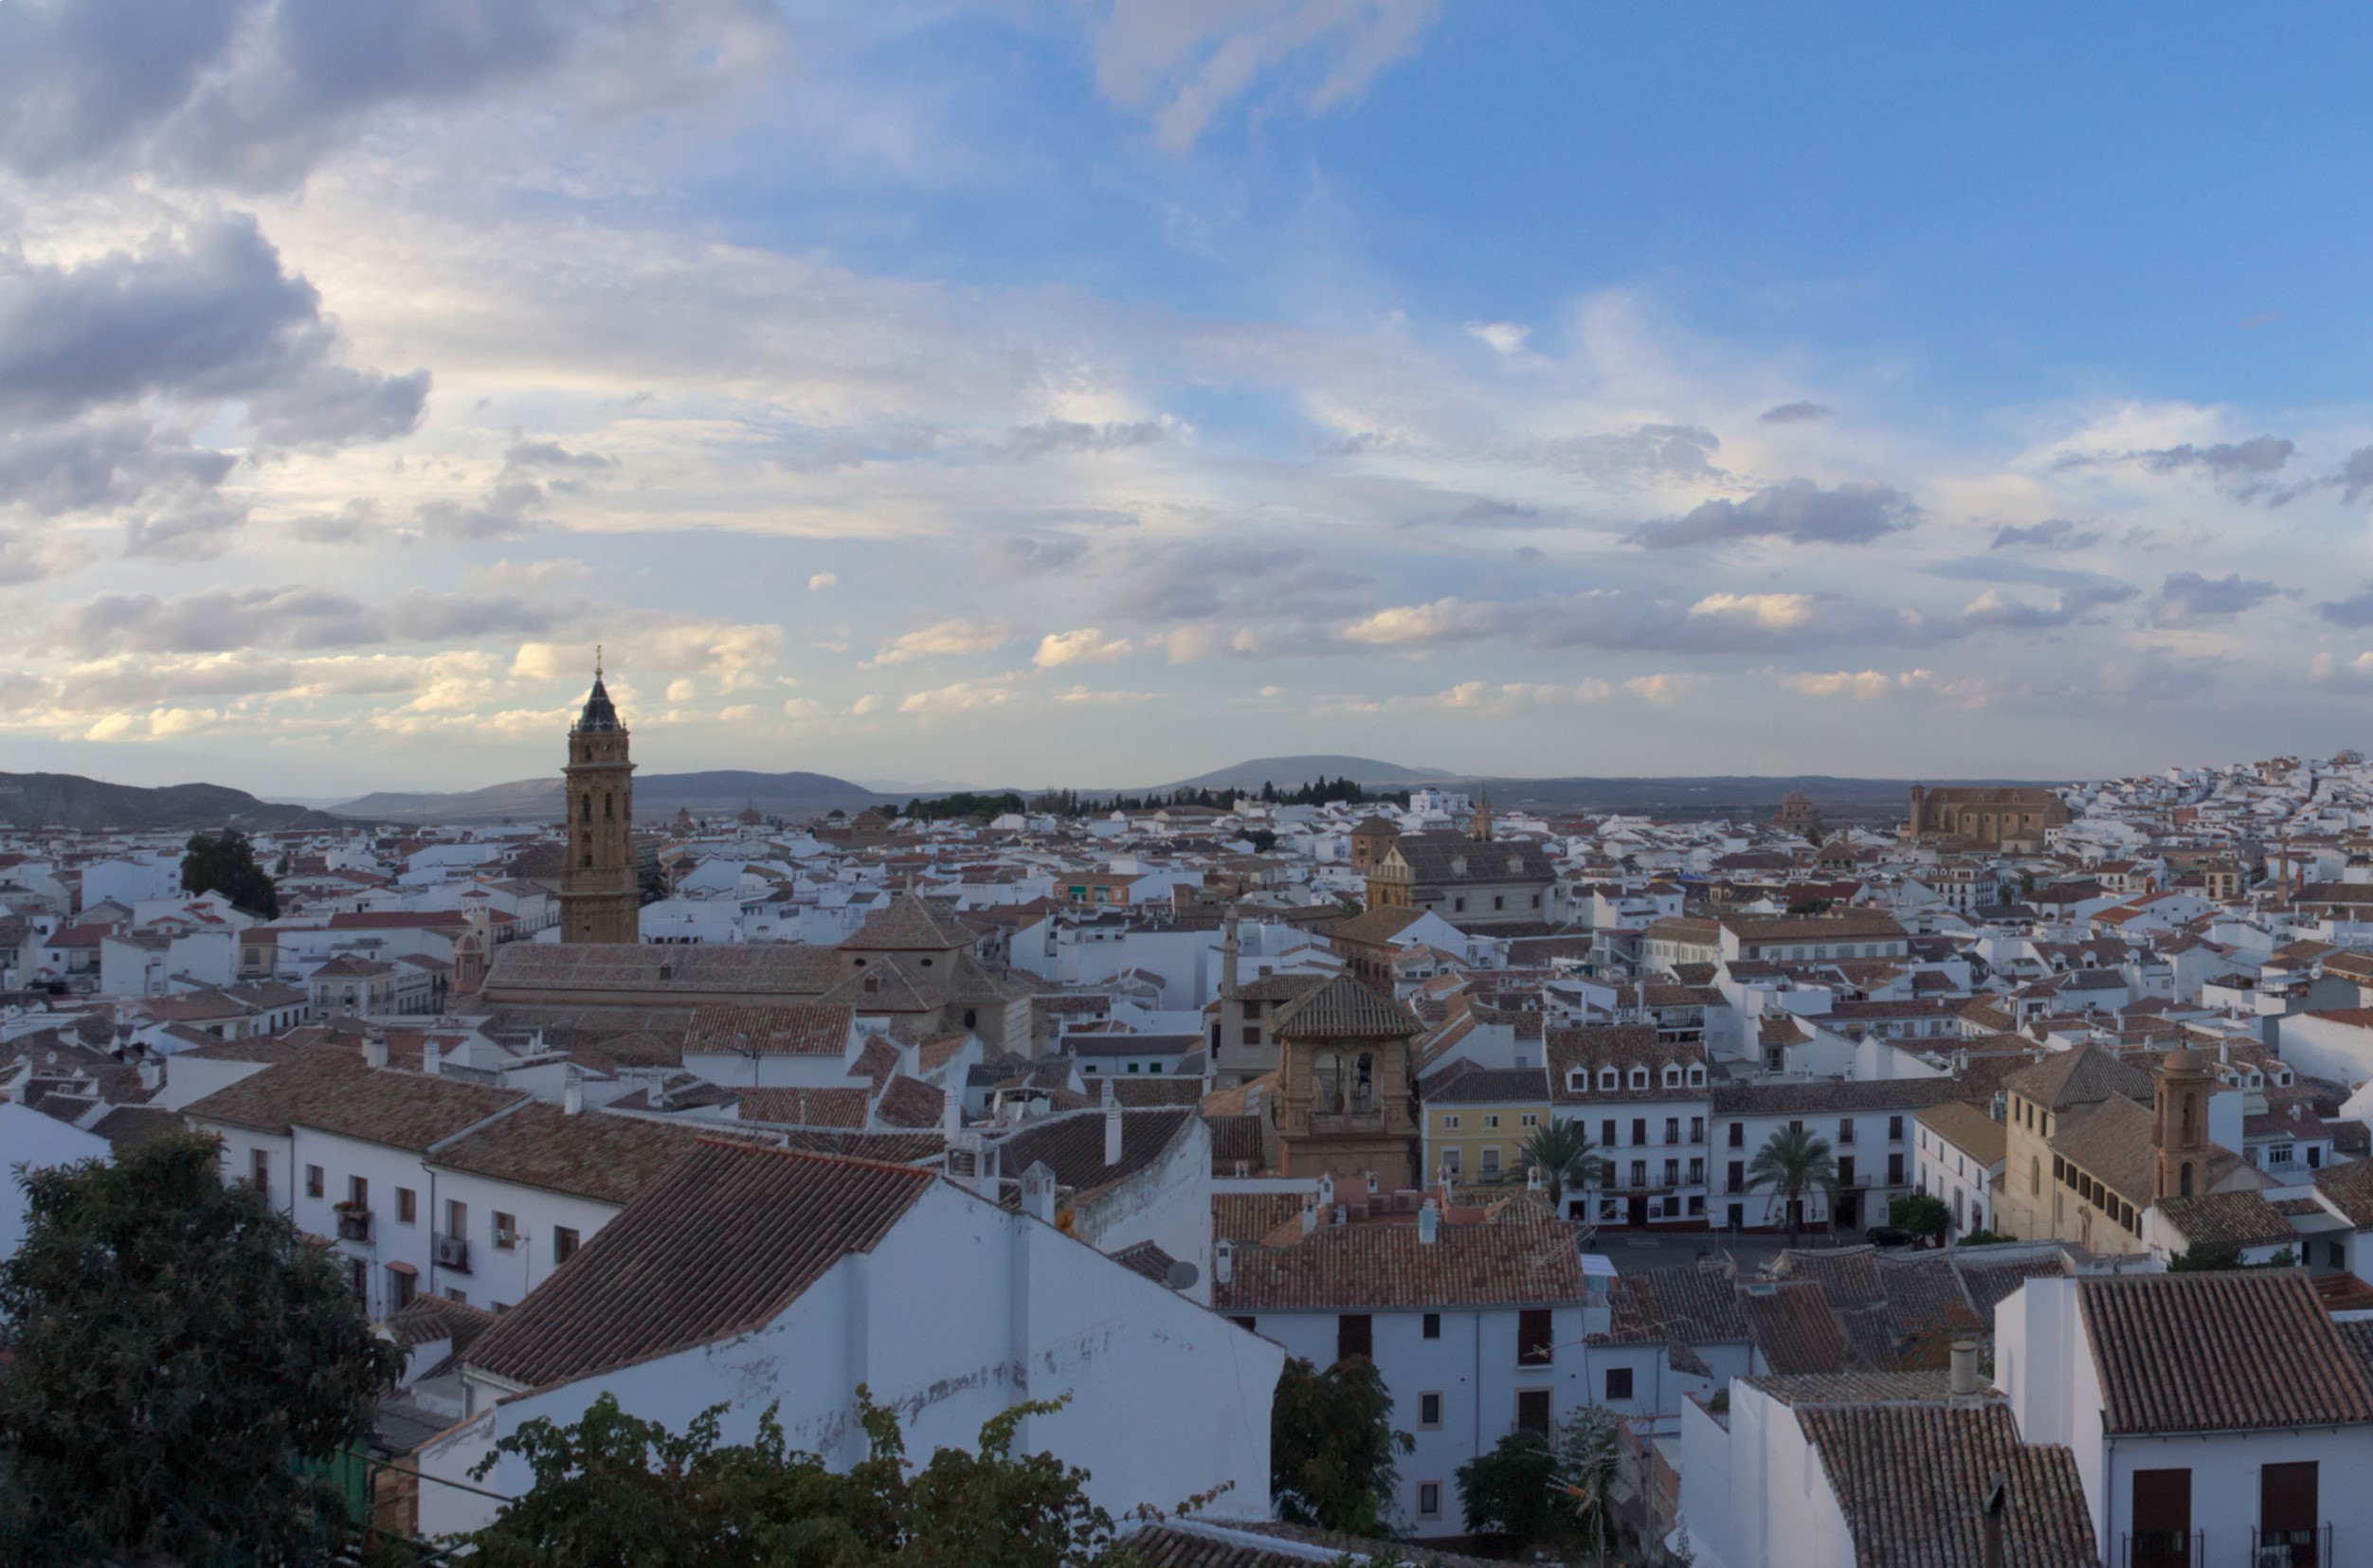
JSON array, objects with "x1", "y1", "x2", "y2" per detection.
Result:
[{"x1": 385, "y1": 1261, "x2": 418, "y2": 1276}]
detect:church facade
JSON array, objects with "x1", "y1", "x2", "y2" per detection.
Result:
[
  {"x1": 1904, "y1": 784, "x2": 2068, "y2": 847},
  {"x1": 559, "y1": 661, "x2": 642, "y2": 946}
]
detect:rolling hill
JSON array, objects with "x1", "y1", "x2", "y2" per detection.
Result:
[
  {"x1": 331, "y1": 768, "x2": 891, "y2": 824},
  {"x1": 0, "y1": 773, "x2": 348, "y2": 833}
]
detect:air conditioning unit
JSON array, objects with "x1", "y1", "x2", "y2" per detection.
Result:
[{"x1": 434, "y1": 1235, "x2": 471, "y2": 1271}]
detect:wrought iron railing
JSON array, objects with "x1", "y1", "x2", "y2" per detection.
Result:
[{"x1": 2250, "y1": 1524, "x2": 2331, "y2": 1568}]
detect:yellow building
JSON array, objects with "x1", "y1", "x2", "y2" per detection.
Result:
[{"x1": 1419, "y1": 1061, "x2": 1550, "y2": 1184}]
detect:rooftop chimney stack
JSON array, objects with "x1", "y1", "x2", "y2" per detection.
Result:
[
  {"x1": 1021, "y1": 1161, "x2": 1057, "y2": 1224},
  {"x1": 941, "y1": 1085, "x2": 962, "y2": 1138},
  {"x1": 563, "y1": 1071, "x2": 583, "y2": 1116},
  {"x1": 1418, "y1": 1200, "x2": 1439, "y2": 1245},
  {"x1": 1301, "y1": 1196, "x2": 1318, "y2": 1235},
  {"x1": 1104, "y1": 1095, "x2": 1123, "y2": 1166},
  {"x1": 1949, "y1": 1339, "x2": 1981, "y2": 1399},
  {"x1": 136, "y1": 1056, "x2": 161, "y2": 1094},
  {"x1": 1214, "y1": 1237, "x2": 1234, "y2": 1283},
  {"x1": 422, "y1": 1037, "x2": 442, "y2": 1076},
  {"x1": 364, "y1": 1029, "x2": 389, "y2": 1070}
]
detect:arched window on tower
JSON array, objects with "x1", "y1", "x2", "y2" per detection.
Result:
[
  {"x1": 2180, "y1": 1162, "x2": 2194, "y2": 1198},
  {"x1": 1313, "y1": 1052, "x2": 1342, "y2": 1113},
  {"x1": 582, "y1": 794, "x2": 593, "y2": 823},
  {"x1": 1351, "y1": 1053, "x2": 1374, "y2": 1112},
  {"x1": 605, "y1": 793, "x2": 614, "y2": 820}
]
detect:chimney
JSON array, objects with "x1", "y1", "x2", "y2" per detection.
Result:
[
  {"x1": 136, "y1": 1056, "x2": 161, "y2": 1095},
  {"x1": 1949, "y1": 1339, "x2": 1981, "y2": 1399},
  {"x1": 563, "y1": 1071, "x2": 583, "y2": 1116},
  {"x1": 1021, "y1": 1161, "x2": 1057, "y2": 1223},
  {"x1": 1104, "y1": 1096, "x2": 1123, "y2": 1167},
  {"x1": 1214, "y1": 1237, "x2": 1234, "y2": 1284},
  {"x1": 1418, "y1": 1200, "x2": 1439, "y2": 1245},
  {"x1": 422, "y1": 1036, "x2": 442, "y2": 1076},
  {"x1": 941, "y1": 1085, "x2": 962, "y2": 1137},
  {"x1": 1301, "y1": 1196, "x2": 1318, "y2": 1235},
  {"x1": 364, "y1": 1029, "x2": 389, "y2": 1070}
]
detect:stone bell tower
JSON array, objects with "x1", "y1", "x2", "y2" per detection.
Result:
[
  {"x1": 2152, "y1": 1047, "x2": 2211, "y2": 1200},
  {"x1": 559, "y1": 650, "x2": 640, "y2": 946}
]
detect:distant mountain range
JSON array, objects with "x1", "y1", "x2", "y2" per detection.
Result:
[
  {"x1": 0, "y1": 772, "x2": 347, "y2": 833},
  {"x1": 330, "y1": 768, "x2": 891, "y2": 825},
  {"x1": 1153, "y1": 755, "x2": 1459, "y2": 792}
]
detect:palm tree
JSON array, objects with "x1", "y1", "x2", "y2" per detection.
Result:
[
  {"x1": 1516, "y1": 1117, "x2": 1603, "y2": 1211},
  {"x1": 1747, "y1": 1125, "x2": 1839, "y2": 1247}
]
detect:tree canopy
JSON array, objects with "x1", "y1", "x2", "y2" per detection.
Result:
[
  {"x1": 1455, "y1": 1407, "x2": 1622, "y2": 1554},
  {"x1": 1888, "y1": 1191, "x2": 1951, "y2": 1243},
  {"x1": 1747, "y1": 1124, "x2": 1839, "y2": 1246},
  {"x1": 0, "y1": 1130, "x2": 400, "y2": 1566},
  {"x1": 1515, "y1": 1117, "x2": 1603, "y2": 1206},
  {"x1": 181, "y1": 826, "x2": 281, "y2": 917},
  {"x1": 1269, "y1": 1356, "x2": 1410, "y2": 1536},
  {"x1": 466, "y1": 1390, "x2": 1132, "y2": 1568}
]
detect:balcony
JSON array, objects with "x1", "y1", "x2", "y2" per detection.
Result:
[
  {"x1": 433, "y1": 1233, "x2": 471, "y2": 1272},
  {"x1": 2253, "y1": 1525, "x2": 2332, "y2": 1568},
  {"x1": 334, "y1": 1206, "x2": 372, "y2": 1243}
]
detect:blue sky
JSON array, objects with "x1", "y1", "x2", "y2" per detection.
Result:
[{"x1": 5, "y1": 0, "x2": 2372, "y2": 794}]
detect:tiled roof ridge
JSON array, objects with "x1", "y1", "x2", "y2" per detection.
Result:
[{"x1": 692, "y1": 1134, "x2": 938, "y2": 1181}]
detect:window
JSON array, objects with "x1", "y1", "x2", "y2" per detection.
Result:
[
  {"x1": 1629, "y1": 1160, "x2": 1647, "y2": 1188},
  {"x1": 1520, "y1": 1112, "x2": 1538, "y2": 1127},
  {"x1": 494, "y1": 1212, "x2": 518, "y2": 1251},
  {"x1": 396, "y1": 1187, "x2": 416, "y2": 1224},
  {"x1": 1838, "y1": 1118, "x2": 1857, "y2": 1146},
  {"x1": 1482, "y1": 1113, "x2": 1500, "y2": 1129},
  {"x1": 1689, "y1": 1065, "x2": 1706, "y2": 1086},
  {"x1": 1687, "y1": 1195, "x2": 1706, "y2": 1216},
  {"x1": 445, "y1": 1288, "x2": 467, "y2": 1306},
  {"x1": 1515, "y1": 1390, "x2": 1551, "y2": 1434},
  {"x1": 1689, "y1": 1116, "x2": 1704, "y2": 1142},
  {"x1": 1604, "y1": 1367, "x2": 1634, "y2": 1400},
  {"x1": 1728, "y1": 1123, "x2": 1744, "y2": 1148},
  {"x1": 1728, "y1": 1160, "x2": 1744, "y2": 1192},
  {"x1": 303, "y1": 1164, "x2": 324, "y2": 1199},
  {"x1": 1629, "y1": 1068, "x2": 1648, "y2": 1090},
  {"x1": 1632, "y1": 1118, "x2": 1647, "y2": 1145},
  {"x1": 1422, "y1": 1311, "x2": 1441, "y2": 1340},
  {"x1": 1337, "y1": 1314, "x2": 1373, "y2": 1363},
  {"x1": 554, "y1": 1227, "x2": 581, "y2": 1265},
  {"x1": 1729, "y1": 1202, "x2": 1744, "y2": 1230},
  {"x1": 1839, "y1": 1156, "x2": 1857, "y2": 1188},
  {"x1": 1442, "y1": 1114, "x2": 1461, "y2": 1129},
  {"x1": 1416, "y1": 1481, "x2": 1441, "y2": 1520},
  {"x1": 389, "y1": 1267, "x2": 416, "y2": 1311},
  {"x1": 1889, "y1": 1115, "x2": 1905, "y2": 1142},
  {"x1": 248, "y1": 1148, "x2": 270, "y2": 1194},
  {"x1": 1602, "y1": 1119, "x2": 1618, "y2": 1146},
  {"x1": 1494, "y1": 895, "x2": 1504, "y2": 910},
  {"x1": 1453, "y1": 898, "x2": 1465, "y2": 913},
  {"x1": 1664, "y1": 1117, "x2": 1679, "y2": 1144},
  {"x1": 1663, "y1": 1159, "x2": 1680, "y2": 1186},
  {"x1": 1599, "y1": 1068, "x2": 1619, "y2": 1091},
  {"x1": 1517, "y1": 1308, "x2": 1554, "y2": 1366},
  {"x1": 1480, "y1": 1146, "x2": 1502, "y2": 1179},
  {"x1": 1440, "y1": 1148, "x2": 1462, "y2": 1178},
  {"x1": 1418, "y1": 1392, "x2": 1443, "y2": 1429},
  {"x1": 1688, "y1": 1157, "x2": 1704, "y2": 1184},
  {"x1": 446, "y1": 1198, "x2": 468, "y2": 1238},
  {"x1": 2030, "y1": 1157, "x2": 2041, "y2": 1196},
  {"x1": 1888, "y1": 1153, "x2": 1906, "y2": 1185}
]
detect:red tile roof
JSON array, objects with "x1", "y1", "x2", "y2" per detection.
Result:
[{"x1": 2077, "y1": 1270, "x2": 2373, "y2": 1434}]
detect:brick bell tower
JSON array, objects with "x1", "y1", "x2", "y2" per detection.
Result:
[
  {"x1": 2152, "y1": 1047, "x2": 2211, "y2": 1201},
  {"x1": 559, "y1": 649, "x2": 640, "y2": 945}
]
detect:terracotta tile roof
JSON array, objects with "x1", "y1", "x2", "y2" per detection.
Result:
[
  {"x1": 734, "y1": 1087, "x2": 871, "y2": 1128},
  {"x1": 1771, "y1": 1246, "x2": 1886, "y2": 1309},
  {"x1": 871, "y1": 1073, "x2": 945, "y2": 1128},
  {"x1": 845, "y1": 1035, "x2": 901, "y2": 1090},
  {"x1": 1419, "y1": 1061, "x2": 1549, "y2": 1105},
  {"x1": 1743, "y1": 1369, "x2": 1964, "y2": 1406},
  {"x1": 1593, "y1": 1265, "x2": 1750, "y2": 1346},
  {"x1": 769, "y1": 1127, "x2": 945, "y2": 1163},
  {"x1": 2077, "y1": 1270, "x2": 2373, "y2": 1434},
  {"x1": 432, "y1": 1104, "x2": 780, "y2": 1205},
  {"x1": 465, "y1": 1142, "x2": 935, "y2": 1390},
  {"x1": 2313, "y1": 1155, "x2": 2373, "y2": 1227},
  {"x1": 1270, "y1": 976, "x2": 1422, "y2": 1040},
  {"x1": 1214, "y1": 1190, "x2": 1305, "y2": 1242},
  {"x1": 182, "y1": 1047, "x2": 527, "y2": 1151},
  {"x1": 1322, "y1": 906, "x2": 1431, "y2": 947},
  {"x1": 481, "y1": 941, "x2": 844, "y2": 1000},
  {"x1": 1127, "y1": 1520, "x2": 1502, "y2": 1568},
  {"x1": 1877, "y1": 1253, "x2": 1977, "y2": 1343},
  {"x1": 1742, "y1": 1280, "x2": 1851, "y2": 1374},
  {"x1": 2154, "y1": 1190, "x2": 2295, "y2": 1251},
  {"x1": 840, "y1": 891, "x2": 978, "y2": 952},
  {"x1": 382, "y1": 1291, "x2": 498, "y2": 1352},
  {"x1": 683, "y1": 1002, "x2": 853, "y2": 1057},
  {"x1": 1110, "y1": 1078, "x2": 1204, "y2": 1108},
  {"x1": 1112, "y1": 1239, "x2": 1178, "y2": 1284},
  {"x1": 1915, "y1": 1101, "x2": 2007, "y2": 1165},
  {"x1": 1544, "y1": 1024, "x2": 1705, "y2": 1104},
  {"x1": 1214, "y1": 1214, "x2": 1581, "y2": 1311},
  {"x1": 2002, "y1": 1043, "x2": 2151, "y2": 1110},
  {"x1": 1952, "y1": 1248, "x2": 2074, "y2": 1326},
  {"x1": 1796, "y1": 1402, "x2": 2098, "y2": 1568},
  {"x1": 1711, "y1": 1077, "x2": 1959, "y2": 1117},
  {"x1": 994, "y1": 1107, "x2": 1195, "y2": 1198}
]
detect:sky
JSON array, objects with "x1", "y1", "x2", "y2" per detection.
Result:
[{"x1": 8, "y1": 2, "x2": 2373, "y2": 797}]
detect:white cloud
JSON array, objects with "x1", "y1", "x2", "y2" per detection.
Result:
[
  {"x1": 1688, "y1": 592, "x2": 1820, "y2": 632},
  {"x1": 808, "y1": 572, "x2": 838, "y2": 591},
  {"x1": 869, "y1": 619, "x2": 1012, "y2": 665},
  {"x1": 897, "y1": 679, "x2": 1013, "y2": 716},
  {"x1": 1464, "y1": 321, "x2": 1529, "y2": 355},
  {"x1": 1034, "y1": 627, "x2": 1133, "y2": 668}
]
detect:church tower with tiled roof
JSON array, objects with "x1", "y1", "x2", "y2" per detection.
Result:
[{"x1": 560, "y1": 651, "x2": 640, "y2": 946}]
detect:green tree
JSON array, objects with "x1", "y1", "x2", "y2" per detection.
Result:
[
  {"x1": 1455, "y1": 1430, "x2": 1561, "y2": 1545},
  {"x1": 1270, "y1": 1356, "x2": 1411, "y2": 1535},
  {"x1": 1748, "y1": 1124, "x2": 1839, "y2": 1247},
  {"x1": 0, "y1": 1130, "x2": 400, "y2": 1566},
  {"x1": 1957, "y1": 1228, "x2": 2012, "y2": 1247},
  {"x1": 1555, "y1": 1405, "x2": 1623, "y2": 1564},
  {"x1": 1888, "y1": 1191, "x2": 1951, "y2": 1245},
  {"x1": 181, "y1": 826, "x2": 281, "y2": 917},
  {"x1": 1515, "y1": 1117, "x2": 1604, "y2": 1207},
  {"x1": 468, "y1": 1389, "x2": 1123, "y2": 1568}
]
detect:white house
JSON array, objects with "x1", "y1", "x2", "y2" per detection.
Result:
[
  {"x1": 1209, "y1": 1182, "x2": 1585, "y2": 1537},
  {"x1": 416, "y1": 1142, "x2": 1280, "y2": 1541},
  {"x1": 1997, "y1": 1268, "x2": 2373, "y2": 1560},
  {"x1": 1912, "y1": 1100, "x2": 2007, "y2": 1237}
]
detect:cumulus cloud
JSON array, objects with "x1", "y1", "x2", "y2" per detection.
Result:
[
  {"x1": 1958, "y1": 581, "x2": 2135, "y2": 630},
  {"x1": 1465, "y1": 321, "x2": 1529, "y2": 354},
  {"x1": 2145, "y1": 571, "x2": 2283, "y2": 628},
  {"x1": 1034, "y1": 628, "x2": 1133, "y2": 668},
  {"x1": 0, "y1": 213, "x2": 427, "y2": 444},
  {"x1": 1089, "y1": 0, "x2": 1441, "y2": 150},
  {"x1": 1626, "y1": 478, "x2": 1916, "y2": 550},
  {"x1": 1758, "y1": 401, "x2": 1830, "y2": 424},
  {"x1": 1776, "y1": 667, "x2": 1996, "y2": 709},
  {"x1": 1990, "y1": 518, "x2": 2103, "y2": 552},
  {"x1": 897, "y1": 679, "x2": 1013, "y2": 716},
  {"x1": 60, "y1": 584, "x2": 566, "y2": 656},
  {"x1": 2138, "y1": 434, "x2": 2293, "y2": 478},
  {"x1": 1517, "y1": 424, "x2": 1723, "y2": 486},
  {"x1": 1433, "y1": 679, "x2": 1614, "y2": 712},
  {"x1": 868, "y1": 619, "x2": 1012, "y2": 665},
  {"x1": 0, "y1": 0, "x2": 786, "y2": 188},
  {"x1": 2315, "y1": 585, "x2": 2373, "y2": 628},
  {"x1": 1341, "y1": 598, "x2": 1498, "y2": 648},
  {"x1": 807, "y1": 572, "x2": 838, "y2": 591}
]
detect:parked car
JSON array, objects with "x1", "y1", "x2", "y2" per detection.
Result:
[{"x1": 1864, "y1": 1225, "x2": 1914, "y2": 1248}]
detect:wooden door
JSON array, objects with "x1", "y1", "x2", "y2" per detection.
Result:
[{"x1": 2130, "y1": 1468, "x2": 2191, "y2": 1568}]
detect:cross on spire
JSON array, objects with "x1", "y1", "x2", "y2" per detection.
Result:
[{"x1": 595, "y1": 643, "x2": 604, "y2": 679}]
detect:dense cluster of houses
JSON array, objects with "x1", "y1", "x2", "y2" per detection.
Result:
[{"x1": 20, "y1": 741, "x2": 2373, "y2": 1560}]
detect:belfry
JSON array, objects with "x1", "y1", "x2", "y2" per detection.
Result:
[{"x1": 558, "y1": 649, "x2": 640, "y2": 945}]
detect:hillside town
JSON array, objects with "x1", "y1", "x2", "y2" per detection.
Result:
[{"x1": 15, "y1": 676, "x2": 2373, "y2": 1563}]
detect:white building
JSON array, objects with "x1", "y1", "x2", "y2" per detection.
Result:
[
  {"x1": 1912, "y1": 1100, "x2": 2007, "y2": 1236},
  {"x1": 417, "y1": 1141, "x2": 1279, "y2": 1541}
]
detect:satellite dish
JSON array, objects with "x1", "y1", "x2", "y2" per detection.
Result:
[{"x1": 1165, "y1": 1259, "x2": 1201, "y2": 1291}]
